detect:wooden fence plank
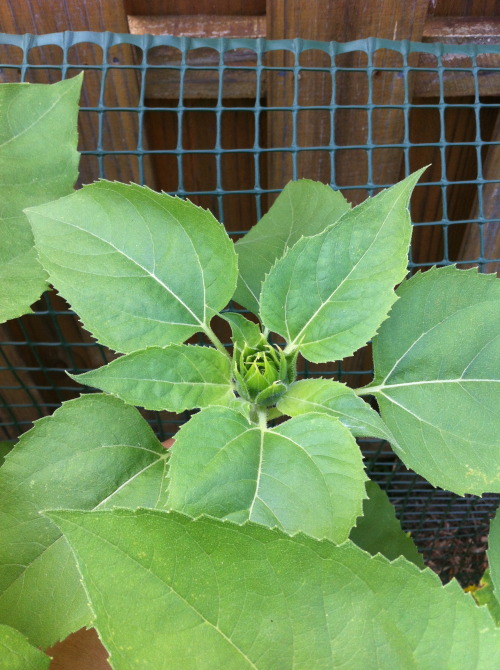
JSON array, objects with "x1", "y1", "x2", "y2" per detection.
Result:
[
  {"x1": 265, "y1": 0, "x2": 334, "y2": 195},
  {"x1": 459, "y1": 111, "x2": 500, "y2": 274},
  {"x1": 423, "y1": 16, "x2": 500, "y2": 43},
  {"x1": 128, "y1": 14, "x2": 266, "y2": 37},
  {"x1": 128, "y1": 4, "x2": 265, "y2": 237},
  {"x1": 413, "y1": 53, "x2": 500, "y2": 98},
  {"x1": 144, "y1": 45, "x2": 262, "y2": 99},
  {"x1": 124, "y1": 0, "x2": 265, "y2": 15}
]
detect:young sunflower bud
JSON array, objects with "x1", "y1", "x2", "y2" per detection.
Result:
[{"x1": 233, "y1": 335, "x2": 296, "y2": 407}]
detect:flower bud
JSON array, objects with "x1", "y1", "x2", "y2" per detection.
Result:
[{"x1": 233, "y1": 335, "x2": 297, "y2": 407}]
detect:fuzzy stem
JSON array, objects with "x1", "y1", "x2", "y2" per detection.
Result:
[
  {"x1": 202, "y1": 324, "x2": 230, "y2": 358},
  {"x1": 257, "y1": 409, "x2": 268, "y2": 431},
  {"x1": 354, "y1": 384, "x2": 380, "y2": 396}
]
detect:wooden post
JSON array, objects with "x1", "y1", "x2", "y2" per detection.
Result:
[{"x1": 459, "y1": 111, "x2": 500, "y2": 274}]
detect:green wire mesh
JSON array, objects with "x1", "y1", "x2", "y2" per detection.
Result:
[{"x1": 0, "y1": 32, "x2": 499, "y2": 584}]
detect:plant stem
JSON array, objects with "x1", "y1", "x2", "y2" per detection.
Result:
[
  {"x1": 283, "y1": 342, "x2": 298, "y2": 356},
  {"x1": 257, "y1": 409, "x2": 267, "y2": 431},
  {"x1": 354, "y1": 385, "x2": 380, "y2": 396},
  {"x1": 202, "y1": 324, "x2": 229, "y2": 357}
]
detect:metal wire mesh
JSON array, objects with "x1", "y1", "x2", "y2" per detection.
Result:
[{"x1": 0, "y1": 32, "x2": 499, "y2": 584}]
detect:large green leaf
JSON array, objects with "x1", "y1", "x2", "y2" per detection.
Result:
[
  {"x1": 0, "y1": 75, "x2": 81, "y2": 322},
  {"x1": 0, "y1": 394, "x2": 167, "y2": 649},
  {"x1": 234, "y1": 180, "x2": 350, "y2": 313},
  {"x1": 277, "y1": 377, "x2": 393, "y2": 441},
  {"x1": 490, "y1": 507, "x2": 500, "y2": 592},
  {"x1": 367, "y1": 266, "x2": 500, "y2": 495},
  {"x1": 349, "y1": 480, "x2": 424, "y2": 568},
  {"x1": 27, "y1": 181, "x2": 237, "y2": 353},
  {"x1": 46, "y1": 509, "x2": 500, "y2": 670},
  {"x1": 0, "y1": 624, "x2": 50, "y2": 670},
  {"x1": 166, "y1": 406, "x2": 366, "y2": 543},
  {"x1": 487, "y1": 506, "x2": 500, "y2": 623},
  {"x1": 260, "y1": 170, "x2": 425, "y2": 363},
  {"x1": 70, "y1": 345, "x2": 234, "y2": 412}
]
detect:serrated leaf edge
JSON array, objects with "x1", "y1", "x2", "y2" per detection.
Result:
[
  {"x1": 165, "y1": 407, "x2": 368, "y2": 543},
  {"x1": 67, "y1": 344, "x2": 234, "y2": 413}
]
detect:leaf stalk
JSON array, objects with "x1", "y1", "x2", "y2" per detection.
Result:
[{"x1": 202, "y1": 324, "x2": 230, "y2": 358}]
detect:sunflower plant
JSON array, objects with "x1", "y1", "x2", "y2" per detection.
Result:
[{"x1": 1, "y1": 75, "x2": 499, "y2": 669}]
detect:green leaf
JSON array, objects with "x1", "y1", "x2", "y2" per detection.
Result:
[
  {"x1": 277, "y1": 378, "x2": 393, "y2": 441},
  {"x1": 26, "y1": 181, "x2": 237, "y2": 353},
  {"x1": 349, "y1": 480, "x2": 425, "y2": 568},
  {"x1": 0, "y1": 624, "x2": 50, "y2": 670},
  {"x1": 46, "y1": 509, "x2": 500, "y2": 669},
  {"x1": 368, "y1": 266, "x2": 500, "y2": 495},
  {"x1": 487, "y1": 506, "x2": 500, "y2": 622},
  {"x1": 0, "y1": 394, "x2": 167, "y2": 649},
  {"x1": 0, "y1": 75, "x2": 82, "y2": 322},
  {"x1": 70, "y1": 345, "x2": 234, "y2": 412},
  {"x1": 472, "y1": 570, "x2": 500, "y2": 627},
  {"x1": 167, "y1": 407, "x2": 366, "y2": 543},
  {"x1": 234, "y1": 180, "x2": 350, "y2": 313},
  {"x1": 260, "y1": 170, "x2": 425, "y2": 363},
  {"x1": 220, "y1": 312, "x2": 262, "y2": 348}
]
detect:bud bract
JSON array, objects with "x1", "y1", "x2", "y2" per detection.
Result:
[{"x1": 233, "y1": 335, "x2": 297, "y2": 407}]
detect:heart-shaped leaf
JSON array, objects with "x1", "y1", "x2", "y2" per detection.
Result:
[
  {"x1": 0, "y1": 394, "x2": 167, "y2": 649},
  {"x1": 27, "y1": 181, "x2": 237, "y2": 353},
  {"x1": 0, "y1": 75, "x2": 81, "y2": 322},
  {"x1": 234, "y1": 180, "x2": 350, "y2": 313},
  {"x1": 260, "y1": 170, "x2": 425, "y2": 363},
  {"x1": 166, "y1": 406, "x2": 366, "y2": 543},
  {"x1": 70, "y1": 345, "x2": 234, "y2": 412},
  {"x1": 46, "y1": 509, "x2": 500, "y2": 669},
  {"x1": 368, "y1": 266, "x2": 500, "y2": 495}
]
